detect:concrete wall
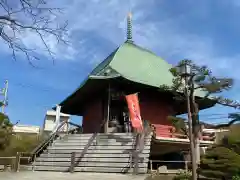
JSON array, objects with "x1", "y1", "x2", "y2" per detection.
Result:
[
  {"x1": 13, "y1": 125, "x2": 41, "y2": 134},
  {"x1": 43, "y1": 115, "x2": 70, "y2": 132},
  {"x1": 12, "y1": 125, "x2": 41, "y2": 140}
]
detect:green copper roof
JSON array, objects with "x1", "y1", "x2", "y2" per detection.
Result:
[
  {"x1": 90, "y1": 41, "x2": 206, "y2": 98},
  {"x1": 110, "y1": 42, "x2": 173, "y2": 87},
  {"x1": 57, "y1": 41, "x2": 214, "y2": 115}
]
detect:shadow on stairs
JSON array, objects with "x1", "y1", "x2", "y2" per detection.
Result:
[{"x1": 21, "y1": 133, "x2": 152, "y2": 174}]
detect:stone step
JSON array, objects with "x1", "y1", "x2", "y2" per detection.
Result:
[
  {"x1": 40, "y1": 153, "x2": 148, "y2": 158},
  {"x1": 24, "y1": 133, "x2": 152, "y2": 174},
  {"x1": 63, "y1": 135, "x2": 137, "y2": 139},
  {"x1": 46, "y1": 149, "x2": 150, "y2": 154},
  {"x1": 53, "y1": 138, "x2": 151, "y2": 145},
  {"x1": 35, "y1": 157, "x2": 149, "y2": 163},
  {"x1": 61, "y1": 134, "x2": 152, "y2": 140},
  {"x1": 53, "y1": 141, "x2": 139, "y2": 146},
  {"x1": 52, "y1": 140, "x2": 151, "y2": 146},
  {"x1": 24, "y1": 165, "x2": 147, "y2": 173},
  {"x1": 47, "y1": 145, "x2": 151, "y2": 150},
  {"x1": 60, "y1": 137, "x2": 152, "y2": 142},
  {"x1": 53, "y1": 138, "x2": 148, "y2": 144},
  {"x1": 33, "y1": 161, "x2": 147, "y2": 168},
  {"x1": 66, "y1": 133, "x2": 139, "y2": 137}
]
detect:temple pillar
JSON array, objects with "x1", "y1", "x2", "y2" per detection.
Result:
[{"x1": 103, "y1": 83, "x2": 111, "y2": 133}]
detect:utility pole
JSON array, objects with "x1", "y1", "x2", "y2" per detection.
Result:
[{"x1": 1, "y1": 80, "x2": 8, "y2": 113}]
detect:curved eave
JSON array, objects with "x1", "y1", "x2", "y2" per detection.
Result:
[
  {"x1": 174, "y1": 95, "x2": 217, "y2": 115},
  {"x1": 54, "y1": 74, "x2": 216, "y2": 115},
  {"x1": 116, "y1": 76, "x2": 216, "y2": 113},
  {"x1": 53, "y1": 75, "x2": 121, "y2": 115}
]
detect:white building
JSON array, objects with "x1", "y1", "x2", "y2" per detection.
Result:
[
  {"x1": 12, "y1": 124, "x2": 41, "y2": 134},
  {"x1": 42, "y1": 110, "x2": 70, "y2": 132}
]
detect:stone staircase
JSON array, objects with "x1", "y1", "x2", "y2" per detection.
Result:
[{"x1": 23, "y1": 133, "x2": 152, "y2": 174}]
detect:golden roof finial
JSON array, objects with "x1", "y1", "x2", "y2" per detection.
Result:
[{"x1": 128, "y1": 12, "x2": 132, "y2": 19}]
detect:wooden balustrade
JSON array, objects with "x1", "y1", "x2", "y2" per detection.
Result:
[{"x1": 152, "y1": 124, "x2": 215, "y2": 142}]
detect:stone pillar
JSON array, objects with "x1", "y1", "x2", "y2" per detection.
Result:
[{"x1": 183, "y1": 151, "x2": 190, "y2": 171}]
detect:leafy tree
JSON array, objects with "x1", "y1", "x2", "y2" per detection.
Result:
[
  {"x1": 0, "y1": 0, "x2": 68, "y2": 65},
  {"x1": 163, "y1": 59, "x2": 240, "y2": 179},
  {"x1": 0, "y1": 112, "x2": 12, "y2": 150},
  {"x1": 162, "y1": 59, "x2": 240, "y2": 152},
  {"x1": 0, "y1": 99, "x2": 42, "y2": 158},
  {"x1": 164, "y1": 59, "x2": 239, "y2": 135},
  {"x1": 216, "y1": 113, "x2": 240, "y2": 129}
]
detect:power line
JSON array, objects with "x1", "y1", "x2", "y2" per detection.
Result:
[
  {"x1": 0, "y1": 77, "x2": 69, "y2": 93},
  {"x1": 200, "y1": 113, "x2": 233, "y2": 116},
  {"x1": 200, "y1": 113, "x2": 240, "y2": 119},
  {"x1": 203, "y1": 116, "x2": 229, "y2": 119},
  {"x1": 0, "y1": 80, "x2": 58, "y2": 113},
  {"x1": 180, "y1": 112, "x2": 240, "y2": 119},
  {"x1": 9, "y1": 81, "x2": 53, "y2": 92}
]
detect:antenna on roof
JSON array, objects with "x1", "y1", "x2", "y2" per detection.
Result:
[{"x1": 126, "y1": 12, "x2": 133, "y2": 43}]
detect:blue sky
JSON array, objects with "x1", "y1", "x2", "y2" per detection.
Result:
[{"x1": 0, "y1": 0, "x2": 240, "y2": 127}]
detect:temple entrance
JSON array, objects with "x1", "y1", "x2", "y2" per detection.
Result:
[{"x1": 108, "y1": 91, "x2": 132, "y2": 133}]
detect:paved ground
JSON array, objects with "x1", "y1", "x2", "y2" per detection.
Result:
[{"x1": 0, "y1": 172, "x2": 149, "y2": 180}]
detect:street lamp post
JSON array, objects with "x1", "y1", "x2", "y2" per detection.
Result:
[{"x1": 178, "y1": 62, "x2": 198, "y2": 180}]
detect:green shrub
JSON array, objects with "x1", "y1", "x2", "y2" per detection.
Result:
[
  {"x1": 200, "y1": 146, "x2": 240, "y2": 179},
  {"x1": 0, "y1": 134, "x2": 43, "y2": 157},
  {"x1": 232, "y1": 175, "x2": 240, "y2": 180},
  {"x1": 173, "y1": 170, "x2": 191, "y2": 180}
]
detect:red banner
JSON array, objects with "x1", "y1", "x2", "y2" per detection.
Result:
[{"x1": 125, "y1": 93, "x2": 143, "y2": 131}]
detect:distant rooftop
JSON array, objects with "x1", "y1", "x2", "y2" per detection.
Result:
[
  {"x1": 46, "y1": 110, "x2": 70, "y2": 117},
  {"x1": 13, "y1": 124, "x2": 41, "y2": 134}
]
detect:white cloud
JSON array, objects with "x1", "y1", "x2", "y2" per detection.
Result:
[
  {"x1": 2, "y1": 0, "x2": 240, "y2": 124},
  {"x1": 130, "y1": 18, "x2": 239, "y2": 81},
  {"x1": 0, "y1": 0, "x2": 239, "y2": 83},
  {"x1": 58, "y1": 0, "x2": 239, "y2": 79}
]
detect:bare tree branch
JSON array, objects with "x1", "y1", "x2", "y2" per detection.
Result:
[{"x1": 0, "y1": 0, "x2": 68, "y2": 65}]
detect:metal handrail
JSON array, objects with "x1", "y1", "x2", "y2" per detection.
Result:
[
  {"x1": 69, "y1": 119, "x2": 107, "y2": 172},
  {"x1": 132, "y1": 121, "x2": 154, "y2": 174},
  {"x1": 30, "y1": 121, "x2": 81, "y2": 163},
  {"x1": 31, "y1": 121, "x2": 65, "y2": 158}
]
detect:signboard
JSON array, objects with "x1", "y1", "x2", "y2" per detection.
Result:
[{"x1": 125, "y1": 93, "x2": 143, "y2": 131}]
